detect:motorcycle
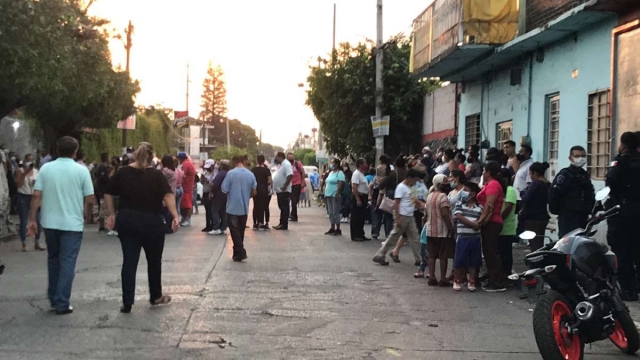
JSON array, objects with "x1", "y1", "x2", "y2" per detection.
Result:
[{"x1": 510, "y1": 187, "x2": 640, "y2": 360}]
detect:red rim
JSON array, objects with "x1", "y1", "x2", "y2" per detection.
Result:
[
  {"x1": 610, "y1": 319, "x2": 629, "y2": 349},
  {"x1": 552, "y1": 300, "x2": 582, "y2": 360}
]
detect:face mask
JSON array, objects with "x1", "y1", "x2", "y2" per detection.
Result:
[
  {"x1": 274, "y1": 158, "x2": 281, "y2": 164},
  {"x1": 450, "y1": 180, "x2": 457, "y2": 188},
  {"x1": 10, "y1": 157, "x2": 15, "y2": 162},
  {"x1": 441, "y1": 155, "x2": 446, "y2": 163},
  {"x1": 24, "y1": 162, "x2": 33, "y2": 168},
  {"x1": 571, "y1": 157, "x2": 587, "y2": 168},
  {"x1": 459, "y1": 190, "x2": 470, "y2": 203},
  {"x1": 329, "y1": 164, "x2": 334, "y2": 170}
]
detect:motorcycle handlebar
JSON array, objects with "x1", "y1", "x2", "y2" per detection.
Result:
[{"x1": 585, "y1": 205, "x2": 620, "y2": 232}]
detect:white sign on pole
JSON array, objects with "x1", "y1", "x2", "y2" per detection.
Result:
[{"x1": 370, "y1": 115, "x2": 390, "y2": 137}]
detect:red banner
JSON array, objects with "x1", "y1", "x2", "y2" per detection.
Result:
[{"x1": 117, "y1": 115, "x2": 136, "y2": 130}]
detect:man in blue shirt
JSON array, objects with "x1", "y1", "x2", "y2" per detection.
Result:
[
  {"x1": 222, "y1": 155, "x2": 257, "y2": 262},
  {"x1": 28, "y1": 136, "x2": 94, "y2": 315}
]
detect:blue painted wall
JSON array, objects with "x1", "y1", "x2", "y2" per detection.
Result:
[{"x1": 458, "y1": 16, "x2": 618, "y2": 188}]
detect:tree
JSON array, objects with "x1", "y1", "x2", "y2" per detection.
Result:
[
  {"x1": 200, "y1": 62, "x2": 228, "y2": 122},
  {"x1": 0, "y1": 0, "x2": 139, "y2": 148},
  {"x1": 306, "y1": 37, "x2": 439, "y2": 159},
  {"x1": 294, "y1": 148, "x2": 316, "y2": 166},
  {"x1": 210, "y1": 145, "x2": 246, "y2": 161}
]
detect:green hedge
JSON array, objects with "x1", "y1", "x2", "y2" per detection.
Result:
[{"x1": 80, "y1": 112, "x2": 174, "y2": 163}]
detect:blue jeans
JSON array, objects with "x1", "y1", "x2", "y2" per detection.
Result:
[
  {"x1": 420, "y1": 243, "x2": 429, "y2": 272},
  {"x1": 174, "y1": 187, "x2": 183, "y2": 217},
  {"x1": 17, "y1": 193, "x2": 41, "y2": 243},
  {"x1": 371, "y1": 208, "x2": 393, "y2": 239},
  {"x1": 44, "y1": 229, "x2": 83, "y2": 311},
  {"x1": 211, "y1": 195, "x2": 227, "y2": 231}
]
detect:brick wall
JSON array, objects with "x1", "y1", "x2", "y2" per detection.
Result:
[{"x1": 526, "y1": 0, "x2": 591, "y2": 32}]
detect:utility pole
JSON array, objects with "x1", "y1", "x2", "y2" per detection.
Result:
[
  {"x1": 122, "y1": 20, "x2": 134, "y2": 149},
  {"x1": 374, "y1": 0, "x2": 384, "y2": 162}
]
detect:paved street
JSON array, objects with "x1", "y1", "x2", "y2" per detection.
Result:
[{"x1": 0, "y1": 203, "x2": 637, "y2": 359}]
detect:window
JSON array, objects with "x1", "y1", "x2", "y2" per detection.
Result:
[
  {"x1": 547, "y1": 95, "x2": 560, "y2": 162},
  {"x1": 587, "y1": 90, "x2": 611, "y2": 179},
  {"x1": 465, "y1": 114, "x2": 481, "y2": 148},
  {"x1": 496, "y1": 121, "x2": 513, "y2": 149}
]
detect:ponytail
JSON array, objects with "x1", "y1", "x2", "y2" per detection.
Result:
[{"x1": 133, "y1": 142, "x2": 154, "y2": 168}]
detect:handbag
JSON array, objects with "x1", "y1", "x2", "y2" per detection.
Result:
[{"x1": 379, "y1": 171, "x2": 398, "y2": 214}]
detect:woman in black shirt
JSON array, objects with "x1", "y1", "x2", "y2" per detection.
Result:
[
  {"x1": 104, "y1": 142, "x2": 179, "y2": 313},
  {"x1": 251, "y1": 155, "x2": 272, "y2": 229}
]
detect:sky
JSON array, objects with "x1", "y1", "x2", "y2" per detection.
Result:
[{"x1": 90, "y1": 0, "x2": 432, "y2": 148}]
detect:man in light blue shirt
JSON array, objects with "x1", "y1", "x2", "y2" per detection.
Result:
[
  {"x1": 28, "y1": 136, "x2": 94, "y2": 315},
  {"x1": 222, "y1": 155, "x2": 257, "y2": 262}
]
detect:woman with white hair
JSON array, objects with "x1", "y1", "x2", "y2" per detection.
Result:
[
  {"x1": 423, "y1": 174, "x2": 455, "y2": 287},
  {"x1": 104, "y1": 142, "x2": 179, "y2": 313}
]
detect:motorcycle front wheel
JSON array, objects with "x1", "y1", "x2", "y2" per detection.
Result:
[
  {"x1": 609, "y1": 308, "x2": 640, "y2": 354},
  {"x1": 533, "y1": 290, "x2": 584, "y2": 360}
]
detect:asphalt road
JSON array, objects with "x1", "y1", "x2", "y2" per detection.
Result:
[{"x1": 0, "y1": 203, "x2": 637, "y2": 359}]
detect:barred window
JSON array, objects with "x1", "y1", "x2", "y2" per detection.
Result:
[
  {"x1": 496, "y1": 121, "x2": 513, "y2": 149},
  {"x1": 465, "y1": 114, "x2": 480, "y2": 148},
  {"x1": 587, "y1": 90, "x2": 611, "y2": 179},
  {"x1": 547, "y1": 95, "x2": 560, "y2": 162}
]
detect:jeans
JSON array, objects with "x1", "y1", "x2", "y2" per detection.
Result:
[
  {"x1": 371, "y1": 208, "x2": 393, "y2": 239},
  {"x1": 17, "y1": 193, "x2": 41, "y2": 243},
  {"x1": 44, "y1": 229, "x2": 83, "y2": 311},
  {"x1": 290, "y1": 184, "x2": 301, "y2": 220},
  {"x1": 419, "y1": 243, "x2": 428, "y2": 272},
  {"x1": 202, "y1": 192, "x2": 212, "y2": 229},
  {"x1": 326, "y1": 196, "x2": 341, "y2": 226},
  {"x1": 228, "y1": 214, "x2": 248, "y2": 259},
  {"x1": 116, "y1": 209, "x2": 166, "y2": 306},
  {"x1": 253, "y1": 194, "x2": 271, "y2": 225},
  {"x1": 174, "y1": 187, "x2": 183, "y2": 216},
  {"x1": 350, "y1": 194, "x2": 368, "y2": 239},
  {"x1": 211, "y1": 195, "x2": 228, "y2": 231},
  {"x1": 276, "y1": 192, "x2": 291, "y2": 228}
]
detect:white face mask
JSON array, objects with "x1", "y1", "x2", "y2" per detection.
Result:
[{"x1": 571, "y1": 157, "x2": 587, "y2": 168}]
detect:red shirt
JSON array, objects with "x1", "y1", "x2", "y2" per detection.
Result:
[
  {"x1": 476, "y1": 179, "x2": 504, "y2": 224},
  {"x1": 291, "y1": 161, "x2": 303, "y2": 186},
  {"x1": 181, "y1": 159, "x2": 195, "y2": 193}
]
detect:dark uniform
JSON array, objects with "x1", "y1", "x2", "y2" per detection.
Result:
[
  {"x1": 606, "y1": 150, "x2": 640, "y2": 298},
  {"x1": 548, "y1": 165, "x2": 595, "y2": 237}
]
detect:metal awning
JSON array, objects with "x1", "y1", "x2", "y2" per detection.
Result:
[
  {"x1": 412, "y1": 45, "x2": 495, "y2": 79},
  {"x1": 445, "y1": 4, "x2": 616, "y2": 82}
]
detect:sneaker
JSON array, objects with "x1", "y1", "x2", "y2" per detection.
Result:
[
  {"x1": 222, "y1": 230, "x2": 227, "y2": 235},
  {"x1": 333, "y1": 229, "x2": 342, "y2": 236},
  {"x1": 453, "y1": 281, "x2": 462, "y2": 291},
  {"x1": 468, "y1": 280, "x2": 477, "y2": 292},
  {"x1": 413, "y1": 270, "x2": 424, "y2": 279},
  {"x1": 324, "y1": 229, "x2": 336, "y2": 235},
  {"x1": 482, "y1": 282, "x2": 507, "y2": 293},
  {"x1": 107, "y1": 230, "x2": 118, "y2": 236},
  {"x1": 260, "y1": 224, "x2": 269, "y2": 231},
  {"x1": 208, "y1": 230, "x2": 222, "y2": 235},
  {"x1": 253, "y1": 224, "x2": 260, "y2": 230},
  {"x1": 372, "y1": 256, "x2": 389, "y2": 266}
]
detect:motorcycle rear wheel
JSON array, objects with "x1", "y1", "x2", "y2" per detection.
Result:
[
  {"x1": 533, "y1": 290, "x2": 584, "y2": 360},
  {"x1": 609, "y1": 309, "x2": 640, "y2": 354}
]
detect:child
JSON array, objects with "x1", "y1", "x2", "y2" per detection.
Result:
[{"x1": 452, "y1": 182, "x2": 483, "y2": 292}]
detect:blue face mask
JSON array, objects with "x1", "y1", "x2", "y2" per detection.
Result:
[
  {"x1": 450, "y1": 180, "x2": 457, "y2": 188},
  {"x1": 329, "y1": 164, "x2": 334, "y2": 170},
  {"x1": 459, "y1": 190, "x2": 470, "y2": 203}
]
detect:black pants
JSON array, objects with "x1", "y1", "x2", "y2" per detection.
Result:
[
  {"x1": 350, "y1": 194, "x2": 368, "y2": 240},
  {"x1": 116, "y1": 210, "x2": 165, "y2": 306},
  {"x1": 610, "y1": 217, "x2": 640, "y2": 294},
  {"x1": 497, "y1": 235, "x2": 515, "y2": 276},
  {"x1": 211, "y1": 195, "x2": 227, "y2": 231},
  {"x1": 202, "y1": 192, "x2": 213, "y2": 230},
  {"x1": 253, "y1": 194, "x2": 271, "y2": 225},
  {"x1": 228, "y1": 214, "x2": 248, "y2": 259},
  {"x1": 515, "y1": 200, "x2": 524, "y2": 236},
  {"x1": 277, "y1": 192, "x2": 290, "y2": 228},
  {"x1": 290, "y1": 185, "x2": 301, "y2": 220},
  {"x1": 558, "y1": 211, "x2": 588, "y2": 238}
]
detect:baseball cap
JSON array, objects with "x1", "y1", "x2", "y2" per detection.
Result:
[
  {"x1": 422, "y1": 146, "x2": 432, "y2": 153},
  {"x1": 203, "y1": 159, "x2": 215, "y2": 169},
  {"x1": 177, "y1": 152, "x2": 188, "y2": 159}
]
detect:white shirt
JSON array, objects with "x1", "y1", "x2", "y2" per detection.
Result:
[
  {"x1": 351, "y1": 169, "x2": 368, "y2": 195},
  {"x1": 514, "y1": 158, "x2": 533, "y2": 200},
  {"x1": 273, "y1": 159, "x2": 293, "y2": 193},
  {"x1": 435, "y1": 163, "x2": 449, "y2": 175},
  {"x1": 394, "y1": 182, "x2": 415, "y2": 216},
  {"x1": 17, "y1": 168, "x2": 38, "y2": 195}
]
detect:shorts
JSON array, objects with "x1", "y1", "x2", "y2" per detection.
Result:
[
  {"x1": 427, "y1": 237, "x2": 454, "y2": 260},
  {"x1": 453, "y1": 236, "x2": 483, "y2": 269}
]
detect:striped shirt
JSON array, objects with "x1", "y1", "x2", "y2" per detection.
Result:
[{"x1": 453, "y1": 201, "x2": 483, "y2": 236}]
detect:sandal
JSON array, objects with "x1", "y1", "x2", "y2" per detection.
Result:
[
  {"x1": 151, "y1": 295, "x2": 172, "y2": 306},
  {"x1": 413, "y1": 270, "x2": 424, "y2": 279},
  {"x1": 428, "y1": 279, "x2": 438, "y2": 286},
  {"x1": 389, "y1": 253, "x2": 400, "y2": 263}
]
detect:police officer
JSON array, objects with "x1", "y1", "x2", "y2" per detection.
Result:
[
  {"x1": 606, "y1": 132, "x2": 640, "y2": 301},
  {"x1": 548, "y1": 145, "x2": 595, "y2": 237}
]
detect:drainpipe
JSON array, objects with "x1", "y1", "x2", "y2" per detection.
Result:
[{"x1": 526, "y1": 53, "x2": 533, "y2": 137}]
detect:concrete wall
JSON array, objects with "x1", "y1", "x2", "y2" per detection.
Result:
[{"x1": 423, "y1": 84, "x2": 457, "y2": 142}]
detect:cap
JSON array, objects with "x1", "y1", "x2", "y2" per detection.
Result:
[
  {"x1": 203, "y1": 159, "x2": 215, "y2": 169},
  {"x1": 422, "y1": 146, "x2": 432, "y2": 153},
  {"x1": 177, "y1": 152, "x2": 188, "y2": 159},
  {"x1": 432, "y1": 174, "x2": 448, "y2": 187}
]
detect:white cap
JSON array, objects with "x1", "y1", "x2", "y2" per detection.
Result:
[
  {"x1": 422, "y1": 146, "x2": 432, "y2": 153},
  {"x1": 203, "y1": 159, "x2": 215, "y2": 169}
]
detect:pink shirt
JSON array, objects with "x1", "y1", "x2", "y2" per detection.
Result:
[
  {"x1": 291, "y1": 161, "x2": 303, "y2": 186},
  {"x1": 175, "y1": 167, "x2": 184, "y2": 188},
  {"x1": 476, "y1": 179, "x2": 504, "y2": 224}
]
